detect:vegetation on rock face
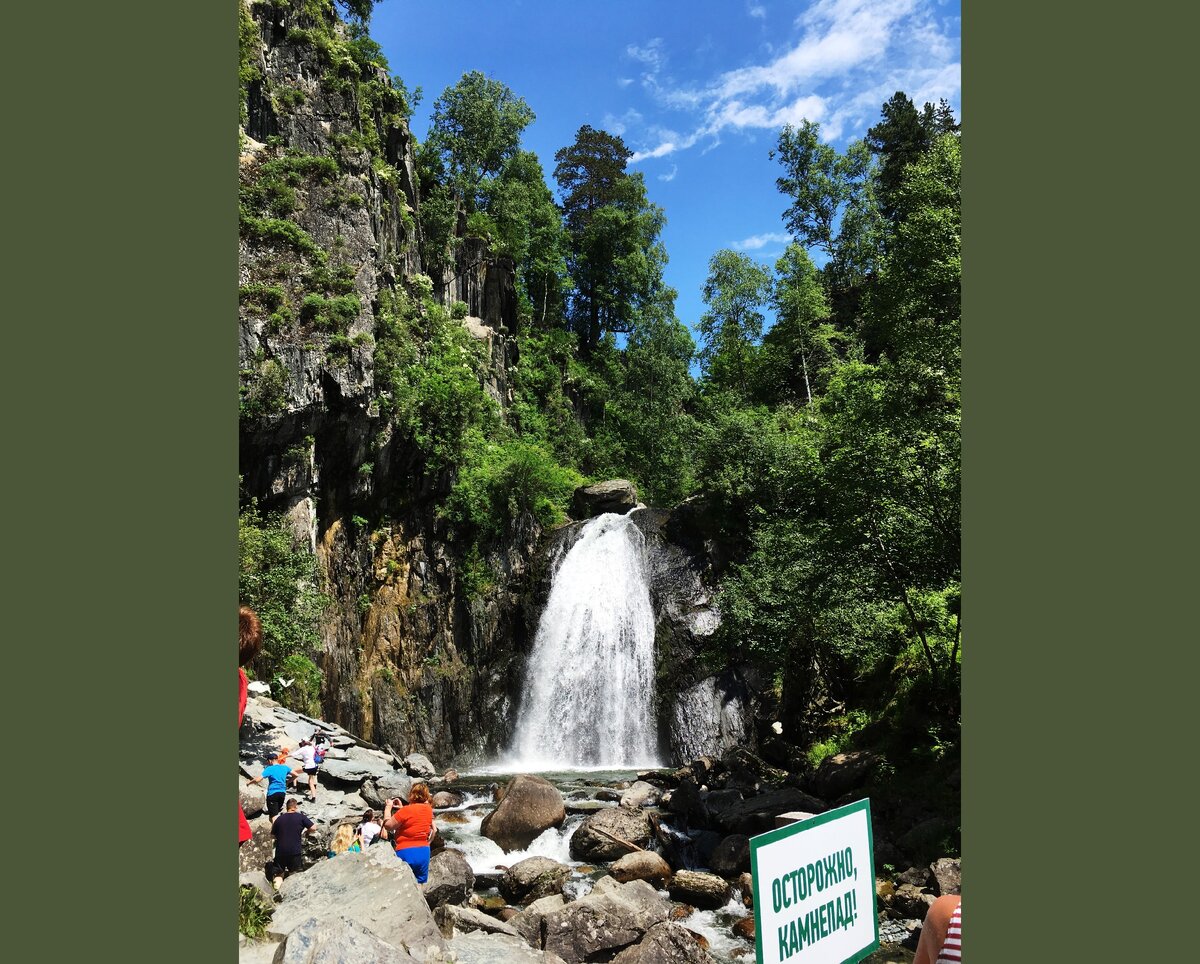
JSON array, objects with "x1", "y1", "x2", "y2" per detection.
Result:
[
  {"x1": 237, "y1": 0, "x2": 960, "y2": 818},
  {"x1": 238, "y1": 500, "x2": 327, "y2": 716}
]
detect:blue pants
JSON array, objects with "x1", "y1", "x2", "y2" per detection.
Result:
[{"x1": 395, "y1": 846, "x2": 430, "y2": 884}]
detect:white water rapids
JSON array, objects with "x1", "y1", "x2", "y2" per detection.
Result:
[{"x1": 507, "y1": 512, "x2": 662, "y2": 770}]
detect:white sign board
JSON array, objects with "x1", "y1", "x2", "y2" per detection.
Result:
[{"x1": 749, "y1": 798, "x2": 879, "y2": 964}]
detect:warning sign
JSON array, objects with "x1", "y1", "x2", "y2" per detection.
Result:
[{"x1": 750, "y1": 798, "x2": 879, "y2": 964}]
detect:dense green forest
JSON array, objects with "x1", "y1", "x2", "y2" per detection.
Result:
[{"x1": 239, "y1": 1, "x2": 960, "y2": 818}]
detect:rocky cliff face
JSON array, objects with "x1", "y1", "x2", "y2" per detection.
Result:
[
  {"x1": 238, "y1": 2, "x2": 756, "y2": 768},
  {"x1": 238, "y1": 0, "x2": 528, "y2": 765}
]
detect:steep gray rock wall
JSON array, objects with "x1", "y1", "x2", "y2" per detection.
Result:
[{"x1": 238, "y1": 1, "x2": 532, "y2": 766}]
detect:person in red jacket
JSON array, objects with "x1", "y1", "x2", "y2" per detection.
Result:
[
  {"x1": 383, "y1": 783, "x2": 435, "y2": 883},
  {"x1": 238, "y1": 606, "x2": 263, "y2": 845}
]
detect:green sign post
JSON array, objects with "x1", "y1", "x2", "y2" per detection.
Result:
[{"x1": 749, "y1": 798, "x2": 879, "y2": 964}]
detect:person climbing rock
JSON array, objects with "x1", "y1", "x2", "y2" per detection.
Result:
[
  {"x1": 248, "y1": 754, "x2": 297, "y2": 820},
  {"x1": 238, "y1": 606, "x2": 263, "y2": 846},
  {"x1": 383, "y1": 783, "x2": 435, "y2": 883},
  {"x1": 266, "y1": 798, "x2": 316, "y2": 894},
  {"x1": 292, "y1": 739, "x2": 320, "y2": 801}
]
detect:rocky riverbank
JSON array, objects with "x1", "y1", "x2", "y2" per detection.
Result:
[{"x1": 239, "y1": 697, "x2": 958, "y2": 962}]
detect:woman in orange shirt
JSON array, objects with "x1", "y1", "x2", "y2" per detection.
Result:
[{"x1": 383, "y1": 783, "x2": 435, "y2": 883}]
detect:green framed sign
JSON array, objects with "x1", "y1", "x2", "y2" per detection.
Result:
[{"x1": 749, "y1": 798, "x2": 879, "y2": 964}]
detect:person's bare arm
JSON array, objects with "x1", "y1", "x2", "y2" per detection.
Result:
[{"x1": 913, "y1": 896, "x2": 959, "y2": 964}]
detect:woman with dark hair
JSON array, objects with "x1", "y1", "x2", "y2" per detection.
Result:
[
  {"x1": 383, "y1": 783, "x2": 435, "y2": 883},
  {"x1": 238, "y1": 606, "x2": 263, "y2": 845}
]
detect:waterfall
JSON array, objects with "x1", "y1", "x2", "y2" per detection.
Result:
[{"x1": 509, "y1": 511, "x2": 662, "y2": 769}]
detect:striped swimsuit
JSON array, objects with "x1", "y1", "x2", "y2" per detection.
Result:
[{"x1": 936, "y1": 901, "x2": 962, "y2": 963}]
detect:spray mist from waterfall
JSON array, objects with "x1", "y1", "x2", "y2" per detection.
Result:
[{"x1": 507, "y1": 511, "x2": 662, "y2": 770}]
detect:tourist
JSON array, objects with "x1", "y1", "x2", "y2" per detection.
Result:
[
  {"x1": 382, "y1": 784, "x2": 435, "y2": 883},
  {"x1": 913, "y1": 895, "x2": 961, "y2": 964},
  {"x1": 248, "y1": 753, "x2": 297, "y2": 820},
  {"x1": 266, "y1": 798, "x2": 317, "y2": 893},
  {"x1": 293, "y1": 739, "x2": 320, "y2": 801},
  {"x1": 327, "y1": 822, "x2": 361, "y2": 857},
  {"x1": 238, "y1": 606, "x2": 263, "y2": 846},
  {"x1": 359, "y1": 809, "x2": 382, "y2": 847}
]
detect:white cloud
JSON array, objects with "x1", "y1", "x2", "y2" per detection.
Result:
[
  {"x1": 748, "y1": 2, "x2": 767, "y2": 18},
  {"x1": 622, "y1": 0, "x2": 959, "y2": 164},
  {"x1": 732, "y1": 231, "x2": 792, "y2": 251},
  {"x1": 617, "y1": 77, "x2": 634, "y2": 88},
  {"x1": 658, "y1": 165, "x2": 679, "y2": 182}
]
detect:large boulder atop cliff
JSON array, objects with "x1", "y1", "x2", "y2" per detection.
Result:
[
  {"x1": 569, "y1": 807, "x2": 652, "y2": 862},
  {"x1": 482, "y1": 774, "x2": 566, "y2": 852},
  {"x1": 572, "y1": 480, "x2": 638, "y2": 519},
  {"x1": 268, "y1": 846, "x2": 445, "y2": 960},
  {"x1": 500, "y1": 856, "x2": 572, "y2": 904}
]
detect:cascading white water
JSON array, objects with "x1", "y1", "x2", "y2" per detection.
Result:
[{"x1": 508, "y1": 511, "x2": 662, "y2": 769}]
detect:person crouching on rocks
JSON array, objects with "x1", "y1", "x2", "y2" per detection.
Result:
[
  {"x1": 327, "y1": 822, "x2": 361, "y2": 858},
  {"x1": 248, "y1": 753, "x2": 297, "y2": 821},
  {"x1": 383, "y1": 783, "x2": 435, "y2": 884},
  {"x1": 266, "y1": 798, "x2": 317, "y2": 894}
]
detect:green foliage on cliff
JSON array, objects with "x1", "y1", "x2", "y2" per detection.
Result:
[{"x1": 238, "y1": 502, "x2": 328, "y2": 716}]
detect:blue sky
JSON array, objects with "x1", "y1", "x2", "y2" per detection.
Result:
[{"x1": 369, "y1": 0, "x2": 960, "y2": 342}]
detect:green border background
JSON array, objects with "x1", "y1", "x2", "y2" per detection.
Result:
[
  {"x1": 8, "y1": 1, "x2": 1193, "y2": 959},
  {"x1": 749, "y1": 799, "x2": 879, "y2": 964},
  {"x1": 7, "y1": 0, "x2": 233, "y2": 958}
]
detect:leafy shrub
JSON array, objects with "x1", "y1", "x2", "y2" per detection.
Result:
[
  {"x1": 239, "y1": 886, "x2": 273, "y2": 941},
  {"x1": 240, "y1": 359, "x2": 289, "y2": 418},
  {"x1": 239, "y1": 502, "x2": 328, "y2": 716},
  {"x1": 450, "y1": 301, "x2": 469, "y2": 320}
]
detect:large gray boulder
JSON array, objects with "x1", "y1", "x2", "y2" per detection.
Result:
[
  {"x1": 509, "y1": 894, "x2": 567, "y2": 948},
  {"x1": 540, "y1": 880, "x2": 670, "y2": 963},
  {"x1": 404, "y1": 753, "x2": 438, "y2": 779},
  {"x1": 572, "y1": 480, "x2": 638, "y2": 519},
  {"x1": 361, "y1": 772, "x2": 414, "y2": 809},
  {"x1": 619, "y1": 782, "x2": 660, "y2": 810},
  {"x1": 424, "y1": 850, "x2": 475, "y2": 909},
  {"x1": 268, "y1": 847, "x2": 446, "y2": 960},
  {"x1": 667, "y1": 871, "x2": 731, "y2": 910},
  {"x1": 610, "y1": 852, "x2": 672, "y2": 886},
  {"x1": 449, "y1": 930, "x2": 567, "y2": 964},
  {"x1": 500, "y1": 856, "x2": 572, "y2": 904},
  {"x1": 277, "y1": 915, "x2": 419, "y2": 963},
  {"x1": 610, "y1": 922, "x2": 716, "y2": 963},
  {"x1": 434, "y1": 903, "x2": 522, "y2": 939},
  {"x1": 481, "y1": 774, "x2": 566, "y2": 852},
  {"x1": 930, "y1": 857, "x2": 961, "y2": 896},
  {"x1": 569, "y1": 807, "x2": 652, "y2": 862},
  {"x1": 712, "y1": 788, "x2": 827, "y2": 836},
  {"x1": 807, "y1": 751, "x2": 880, "y2": 799},
  {"x1": 320, "y1": 755, "x2": 397, "y2": 785},
  {"x1": 707, "y1": 835, "x2": 750, "y2": 879}
]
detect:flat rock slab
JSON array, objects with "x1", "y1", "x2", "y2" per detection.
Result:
[
  {"x1": 448, "y1": 930, "x2": 567, "y2": 964},
  {"x1": 320, "y1": 756, "x2": 397, "y2": 784},
  {"x1": 269, "y1": 848, "x2": 445, "y2": 960},
  {"x1": 434, "y1": 903, "x2": 522, "y2": 939},
  {"x1": 278, "y1": 915, "x2": 419, "y2": 964},
  {"x1": 239, "y1": 939, "x2": 284, "y2": 964}
]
